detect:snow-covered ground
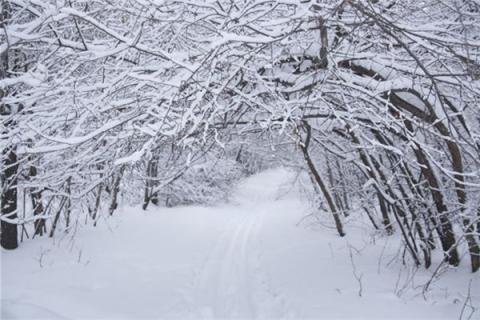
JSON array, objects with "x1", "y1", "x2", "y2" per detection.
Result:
[{"x1": 1, "y1": 168, "x2": 479, "y2": 319}]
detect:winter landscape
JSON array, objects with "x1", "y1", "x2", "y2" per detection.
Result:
[{"x1": 1, "y1": 1, "x2": 480, "y2": 319}]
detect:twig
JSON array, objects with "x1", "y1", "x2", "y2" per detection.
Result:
[
  {"x1": 459, "y1": 280, "x2": 476, "y2": 320},
  {"x1": 348, "y1": 245, "x2": 364, "y2": 297}
]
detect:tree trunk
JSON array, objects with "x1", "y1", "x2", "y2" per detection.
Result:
[
  {"x1": 150, "y1": 156, "x2": 159, "y2": 206},
  {"x1": 1, "y1": 147, "x2": 18, "y2": 249},
  {"x1": 49, "y1": 197, "x2": 67, "y2": 238},
  {"x1": 29, "y1": 163, "x2": 45, "y2": 237},
  {"x1": 0, "y1": 0, "x2": 18, "y2": 250},
  {"x1": 299, "y1": 122, "x2": 345, "y2": 237},
  {"x1": 92, "y1": 184, "x2": 104, "y2": 226},
  {"x1": 64, "y1": 177, "x2": 71, "y2": 230},
  {"x1": 336, "y1": 160, "x2": 350, "y2": 211},
  {"x1": 326, "y1": 157, "x2": 348, "y2": 217},
  {"x1": 143, "y1": 155, "x2": 159, "y2": 210},
  {"x1": 347, "y1": 129, "x2": 394, "y2": 234},
  {"x1": 109, "y1": 166, "x2": 125, "y2": 216},
  {"x1": 411, "y1": 143, "x2": 460, "y2": 267},
  {"x1": 363, "y1": 207, "x2": 379, "y2": 230}
]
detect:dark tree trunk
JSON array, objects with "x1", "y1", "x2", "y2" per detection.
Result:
[
  {"x1": 1, "y1": 148, "x2": 18, "y2": 249},
  {"x1": 326, "y1": 157, "x2": 348, "y2": 217},
  {"x1": 92, "y1": 184, "x2": 104, "y2": 226},
  {"x1": 29, "y1": 164, "x2": 45, "y2": 237},
  {"x1": 370, "y1": 131, "x2": 432, "y2": 268},
  {"x1": 143, "y1": 160, "x2": 154, "y2": 210},
  {"x1": 49, "y1": 197, "x2": 67, "y2": 238},
  {"x1": 299, "y1": 122, "x2": 345, "y2": 237},
  {"x1": 336, "y1": 160, "x2": 350, "y2": 211},
  {"x1": 109, "y1": 166, "x2": 125, "y2": 216},
  {"x1": 31, "y1": 190, "x2": 45, "y2": 236},
  {"x1": 150, "y1": 156, "x2": 159, "y2": 206},
  {"x1": 143, "y1": 155, "x2": 159, "y2": 210},
  {"x1": 64, "y1": 177, "x2": 71, "y2": 230},
  {"x1": 362, "y1": 207, "x2": 379, "y2": 230},
  {"x1": 347, "y1": 129, "x2": 394, "y2": 234},
  {"x1": 478, "y1": 207, "x2": 480, "y2": 242},
  {"x1": 1, "y1": 0, "x2": 18, "y2": 250},
  {"x1": 411, "y1": 143, "x2": 460, "y2": 267}
]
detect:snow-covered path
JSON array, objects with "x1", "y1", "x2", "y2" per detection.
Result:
[
  {"x1": 190, "y1": 171, "x2": 292, "y2": 319},
  {"x1": 2, "y1": 169, "x2": 478, "y2": 319}
]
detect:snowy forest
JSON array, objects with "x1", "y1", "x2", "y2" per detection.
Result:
[{"x1": 1, "y1": 0, "x2": 480, "y2": 319}]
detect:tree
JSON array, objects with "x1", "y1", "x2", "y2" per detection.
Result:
[
  {"x1": 1, "y1": 0, "x2": 17, "y2": 249},
  {"x1": 1, "y1": 0, "x2": 479, "y2": 273}
]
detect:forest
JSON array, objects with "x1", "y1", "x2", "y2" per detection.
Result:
[{"x1": 1, "y1": 0, "x2": 480, "y2": 319}]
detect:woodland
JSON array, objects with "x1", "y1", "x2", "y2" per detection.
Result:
[{"x1": 1, "y1": 0, "x2": 480, "y2": 318}]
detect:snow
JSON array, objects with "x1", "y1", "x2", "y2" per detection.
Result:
[{"x1": 1, "y1": 168, "x2": 478, "y2": 319}]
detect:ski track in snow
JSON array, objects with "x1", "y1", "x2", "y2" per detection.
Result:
[
  {"x1": 188, "y1": 170, "x2": 292, "y2": 319},
  {"x1": 193, "y1": 210, "x2": 257, "y2": 317}
]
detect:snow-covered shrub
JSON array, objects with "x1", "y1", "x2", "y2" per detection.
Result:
[{"x1": 159, "y1": 158, "x2": 245, "y2": 206}]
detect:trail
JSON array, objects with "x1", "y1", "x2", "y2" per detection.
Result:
[
  {"x1": 190, "y1": 169, "x2": 292, "y2": 318},
  {"x1": 193, "y1": 210, "x2": 258, "y2": 317},
  {"x1": 2, "y1": 168, "x2": 477, "y2": 319}
]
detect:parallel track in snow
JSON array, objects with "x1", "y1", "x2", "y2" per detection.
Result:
[
  {"x1": 192, "y1": 210, "x2": 260, "y2": 318},
  {"x1": 188, "y1": 195, "x2": 292, "y2": 319}
]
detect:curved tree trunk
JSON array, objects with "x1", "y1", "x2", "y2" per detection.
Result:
[
  {"x1": 347, "y1": 129, "x2": 394, "y2": 234},
  {"x1": 340, "y1": 58, "x2": 477, "y2": 271},
  {"x1": 410, "y1": 141, "x2": 460, "y2": 267},
  {"x1": 299, "y1": 121, "x2": 345, "y2": 237}
]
